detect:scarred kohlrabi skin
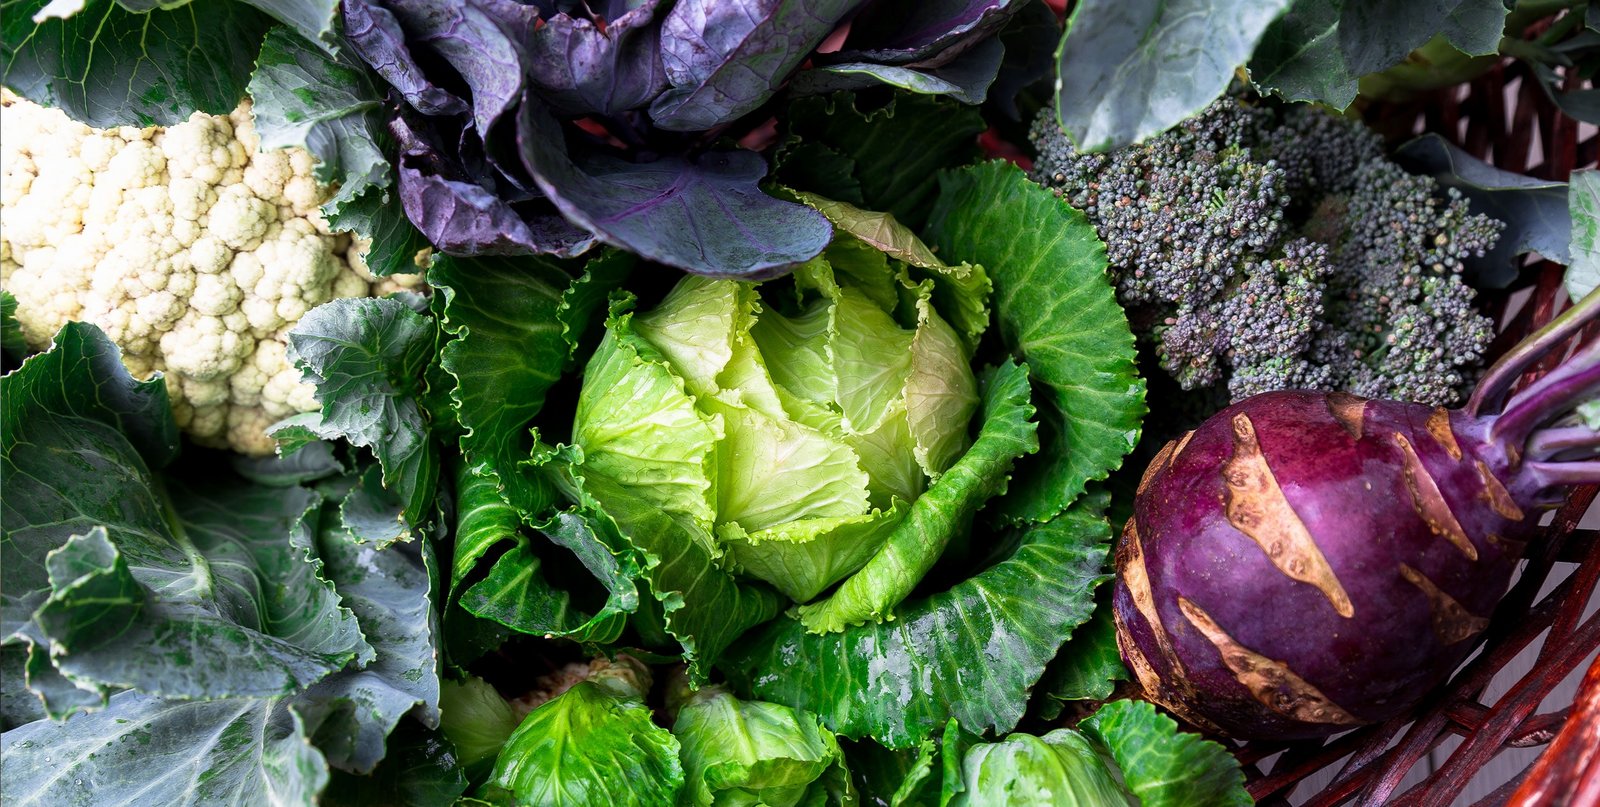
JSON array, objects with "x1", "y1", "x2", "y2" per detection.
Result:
[{"x1": 1115, "y1": 391, "x2": 1535, "y2": 741}]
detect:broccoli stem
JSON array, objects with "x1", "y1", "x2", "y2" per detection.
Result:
[{"x1": 1468, "y1": 290, "x2": 1600, "y2": 417}]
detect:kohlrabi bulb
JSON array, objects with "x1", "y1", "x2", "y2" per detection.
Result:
[{"x1": 572, "y1": 250, "x2": 979, "y2": 604}]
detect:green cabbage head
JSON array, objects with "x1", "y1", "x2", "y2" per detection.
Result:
[{"x1": 572, "y1": 246, "x2": 983, "y2": 607}]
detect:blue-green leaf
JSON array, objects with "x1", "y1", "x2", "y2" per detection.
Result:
[{"x1": 1053, "y1": 0, "x2": 1293, "y2": 151}]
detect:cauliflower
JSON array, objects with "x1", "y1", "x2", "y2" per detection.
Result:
[{"x1": 0, "y1": 93, "x2": 423, "y2": 455}]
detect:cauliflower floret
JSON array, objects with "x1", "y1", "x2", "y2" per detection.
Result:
[{"x1": 0, "y1": 92, "x2": 413, "y2": 455}]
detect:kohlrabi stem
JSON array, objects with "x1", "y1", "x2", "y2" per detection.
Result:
[
  {"x1": 1525, "y1": 460, "x2": 1600, "y2": 488},
  {"x1": 1528, "y1": 426, "x2": 1600, "y2": 462},
  {"x1": 1492, "y1": 348, "x2": 1600, "y2": 456},
  {"x1": 1468, "y1": 290, "x2": 1600, "y2": 417}
]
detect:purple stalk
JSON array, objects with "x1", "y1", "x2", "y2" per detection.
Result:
[
  {"x1": 1490, "y1": 342, "x2": 1600, "y2": 455},
  {"x1": 1527, "y1": 426, "x2": 1600, "y2": 461},
  {"x1": 1524, "y1": 460, "x2": 1600, "y2": 488},
  {"x1": 1467, "y1": 291, "x2": 1600, "y2": 417}
]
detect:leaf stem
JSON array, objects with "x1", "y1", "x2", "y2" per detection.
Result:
[
  {"x1": 152, "y1": 476, "x2": 215, "y2": 601},
  {"x1": 1468, "y1": 290, "x2": 1600, "y2": 417},
  {"x1": 1528, "y1": 425, "x2": 1600, "y2": 462},
  {"x1": 1493, "y1": 347, "x2": 1600, "y2": 459}
]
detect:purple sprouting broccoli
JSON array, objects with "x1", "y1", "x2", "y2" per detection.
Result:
[
  {"x1": 1029, "y1": 98, "x2": 1502, "y2": 408},
  {"x1": 1115, "y1": 292, "x2": 1600, "y2": 740}
]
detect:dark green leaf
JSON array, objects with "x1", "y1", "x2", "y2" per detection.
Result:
[
  {"x1": 722, "y1": 473, "x2": 1113, "y2": 749},
  {"x1": 247, "y1": 25, "x2": 389, "y2": 209},
  {"x1": 240, "y1": 0, "x2": 340, "y2": 51},
  {"x1": 1, "y1": 692, "x2": 328, "y2": 806},
  {"x1": 1250, "y1": 0, "x2": 1506, "y2": 110},
  {"x1": 0, "y1": 0, "x2": 274, "y2": 127},
  {"x1": 339, "y1": 465, "x2": 413, "y2": 549},
  {"x1": 1249, "y1": 0, "x2": 1360, "y2": 109},
  {"x1": 781, "y1": 93, "x2": 985, "y2": 230},
  {"x1": 231, "y1": 441, "x2": 345, "y2": 487},
  {"x1": 430, "y1": 254, "x2": 573, "y2": 518},
  {"x1": 0, "y1": 290, "x2": 24, "y2": 366},
  {"x1": 1036, "y1": 598, "x2": 1127, "y2": 719},
  {"x1": 1054, "y1": 0, "x2": 1292, "y2": 151},
  {"x1": 846, "y1": 737, "x2": 939, "y2": 807},
  {"x1": 281, "y1": 297, "x2": 438, "y2": 523},
  {"x1": 322, "y1": 721, "x2": 469, "y2": 807},
  {"x1": 1396, "y1": 134, "x2": 1572, "y2": 288},
  {"x1": 987, "y1": 1, "x2": 1061, "y2": 122},
  {"x1": 456, "y1": 468, "x2": 640, "y2": 644},
  {"x1": 20, "y1": 474, "x2": 368, "y2": 704},
  {"x1": 295, "y1": 515, "x2": 440, "y2": 774},
  {"x1": 1081, "y1": 700, "x2": 1251, "y2": 807},
  {"x1": 1339, "y1": 0, "x2": 1475, "y2": 75},
  {"x1": 324, "y1": 183, "x2": 433, "y2": 278},
  {"x1": 1439, "y1": 0, "x2": 1508, "y2": 57},
  {"x1": 926, "y1": 161, "x2": 1144, "y2": 523}
]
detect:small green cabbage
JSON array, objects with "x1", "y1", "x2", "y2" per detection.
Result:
[
  {"x1": 950, "y1": 729, "x2": 1135, "y2": 807},
  {"x1": 482, "y1": 657, "x2": 683, "y2": 806},
  {"x1": 671, "y1": 681, "x2": 855, "y2": 806},
  {"x1": 572, "y1": 240, "x2": 983, "y2": 605}
]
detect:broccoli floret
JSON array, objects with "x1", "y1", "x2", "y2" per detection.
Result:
[{"x1": 1029, "y1": 98, "x2": 1502, "y2": 408}]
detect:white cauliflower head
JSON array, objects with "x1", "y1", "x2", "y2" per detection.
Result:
[{"x1": 1, "y1": 93, "x2": 424, "y2": 455}]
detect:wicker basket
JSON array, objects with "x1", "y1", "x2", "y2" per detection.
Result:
[{"x1": 1232, "y1": 52, "x2": 1600, "y2": 807}]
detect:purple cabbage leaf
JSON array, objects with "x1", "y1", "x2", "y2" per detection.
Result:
[{"x1": 517, "y1": 99, "x2": 833, "y2": 277}]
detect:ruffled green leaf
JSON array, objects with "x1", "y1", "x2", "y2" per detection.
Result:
[
  {"x1": 1080, "y1": 700, "x2": 1251, "y2": 807},
  {"x1": 324, "y1": 183, "x2": 433, "y2": 278},
  {"x1": 431, "y1": 254, "x2": 578, "y2": 518},
  {"x1": 830, "y1": 287, "x2": 917, "y2": 437},
  {"x1": 294, "y1": 514, "x2": 441, "y2": 775},
  {"x1": 457, "y1": 475, "x2": 640, "y2": 646},
  {"x1": 797, "y1": 360, "x2": 1038, "y2": 633},
  {"x1": 339, "y1": 465, "x2": 413, "y2": 549},
  {"x1": 720, "y1": 504, "x2": 909, "y2": 604},
  {"x1": 927, "y1": 161, "x2": 1144, "y2": 524},
  {"x1": 281, "y1": 297, "x2": 438, "y2": 523},
  {"x1": 248, "y1": 26, "x2": 389, "y2": 208},
  {"x1": 1036, "y1": 599, "x2": 1128, "y2": 719},
  {"x1": 795, "y1": 192, "x2": 991, "y2": 353},
  {"x1": 575, "y1": 311, "x2": 721, "y2": 541},
  {"x1": 723, "y1": 488, "x2": 1112, "y2": 748},
  {"x1": 905, "y1": 293, "x2": 979, "y2": 480}
]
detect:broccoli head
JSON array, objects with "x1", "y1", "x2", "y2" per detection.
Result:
[{"x1": 1029, "y1": 98, "x2": 1502, "y2": 408}]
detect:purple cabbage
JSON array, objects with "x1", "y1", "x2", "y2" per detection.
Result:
[{"x1": 339, "y1": 0, "x2": 1018, "y2": 277}]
